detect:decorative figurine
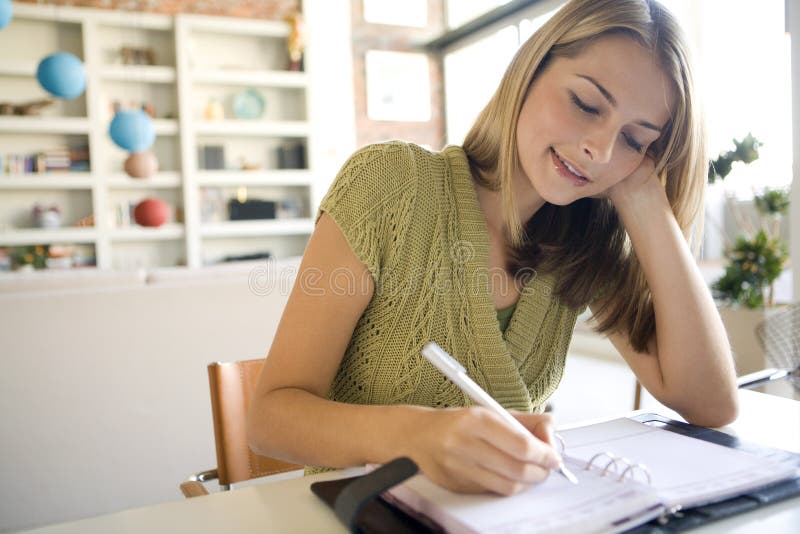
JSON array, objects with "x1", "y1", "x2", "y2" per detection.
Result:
[{"x1": 285, "y1": 11, "x2": 306, "y2": 72}]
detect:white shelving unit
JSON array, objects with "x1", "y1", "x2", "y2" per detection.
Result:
[
  {"x1": 0, "y1": 173, "x2": 94, "y2": 189},
  {"x1": 2, "y1": 227, "x2": 98, "y2": 246},
  {"x1": 0, "y1": 116, "x2": 91, "y2": 134},
  {"x1": 0, "y1": 3, "x2": 316, "y2": 270},
  {"x1": 200, "y1": 218, "x2": 315, "y2": 238}
]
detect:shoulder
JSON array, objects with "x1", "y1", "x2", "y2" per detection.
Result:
[
  {"x1": 337, "y1": 141, "x2": 429, "y2": 181},
  {"x1": 324, "y1": 141, "x2": 454, "y2": 209},
  {"x1": 340, "y1": 141, "x2": 458, "y2": 183}
]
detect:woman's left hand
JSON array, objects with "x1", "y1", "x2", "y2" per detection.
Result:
[{"x1": 606, "y1": 156, "x2": 665, "y2": 209}]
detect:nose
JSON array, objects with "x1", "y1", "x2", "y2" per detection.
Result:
[{"x1": 580, "y1": 125, "x2": 616, "y2": 164}]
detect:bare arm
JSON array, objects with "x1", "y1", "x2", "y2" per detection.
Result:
[
  {"x1": 596, "y1": 162, "x2": 738, "y2": 428},
  {"x1": 247, "y1": 213, "x2": 561, "y2": 495}
]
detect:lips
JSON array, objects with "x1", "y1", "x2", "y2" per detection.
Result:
[{"x1": 552, "y1": 149, "x2": 590, "y2": 181}]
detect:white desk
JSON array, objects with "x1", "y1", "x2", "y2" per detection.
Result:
[{"x1": 22, "y1": 390, "x2": 800, "y2": 534}]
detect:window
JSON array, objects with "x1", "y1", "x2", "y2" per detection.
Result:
[
  {"x1": 444, "y1": 3, "x2": 563, "y2": 144},
  {"x1": 446, "y1": 0, "x2": 513, "y2": 29}
]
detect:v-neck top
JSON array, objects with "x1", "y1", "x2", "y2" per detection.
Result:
[{"x1": 309, "y1": 142, "x2": 580, "y2": 471}]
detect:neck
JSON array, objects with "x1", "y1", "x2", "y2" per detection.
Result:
[{"x1": 475, "y1": 168, "x2": 546, "y2": 241}]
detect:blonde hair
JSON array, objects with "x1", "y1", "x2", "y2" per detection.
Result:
[{"x1": 462, "y1": 0, "x2": 707, "y2": 352}]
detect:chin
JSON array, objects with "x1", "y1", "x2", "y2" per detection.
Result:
[{"x1": 535, "y1": 180, "x2": 582, "y2": 206}]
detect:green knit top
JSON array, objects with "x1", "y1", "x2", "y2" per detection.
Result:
[{"x1": 307, "y1": 142, "x2": 580, "y2": 473}]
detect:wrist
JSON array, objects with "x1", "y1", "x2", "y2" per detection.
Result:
[{"x1": 380, "y1": 405, "x2": 434, "y2": 464}]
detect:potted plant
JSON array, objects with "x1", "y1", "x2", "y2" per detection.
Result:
[
  {"x1": 11, "y1": 244, "x2": 49, "y2": 271},
  {"x1": 708, "y1": 135, "x2": 792, "y2": 374}
]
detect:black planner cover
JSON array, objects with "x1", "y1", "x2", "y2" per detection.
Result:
[{"x1": 310, "y1": 413, "x2": 800, "y2": 533}]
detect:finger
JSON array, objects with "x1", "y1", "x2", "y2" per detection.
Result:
[
  {"x1": 473, "y1": 439, "x2": 552, "y2": 485},
  {"x1": 511, "y1": 412, "x2": 557, "y2": 449},
  {"x1": 450, "y1": 427, "x2": 552, "y2": 485},
  {"x1": 470, "y1": 408, "x2": 560, "y2": 468},
  {"x1": 462, "y1": 461, "x2": 534, "y2": 496},
  {"x1": 529, "y1": 414, "x2": 557, "y2": 447}
]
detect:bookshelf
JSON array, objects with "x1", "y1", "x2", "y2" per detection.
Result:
[{"x1": 0, "y1": 3, "x2": 317, "y2": 270}]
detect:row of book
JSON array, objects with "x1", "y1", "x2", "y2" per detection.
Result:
[{"x1": 0, "y1": 146, "x2": 91, "y2": 174}]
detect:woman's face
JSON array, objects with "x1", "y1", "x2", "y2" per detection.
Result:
[{"x1": 516, "y1": 34, "x2": 676, "y2": 206}]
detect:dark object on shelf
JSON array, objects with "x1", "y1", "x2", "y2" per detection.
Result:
[
  {"x1": 277, "y1": 141, "x2": 306, "y2": 169},
  {"x1": 198, "y1": 145, "x2": 225, "y2": 170},
  {"x1": 221, "y1": 251, "x2": 272, "y2": 263},
  {"x1": 228, "y1": 199, "x2": 276, "y2": 220},
  {"x1": 120, "y1": 46, "x2": 155, "y2": 65},
  {"x1": 0, "y1": 98, "x2": 54, "y2": 116}
]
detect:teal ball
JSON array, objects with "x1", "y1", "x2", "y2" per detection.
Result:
[
  {"x1": 109, "y1": 110, "x2": 155, "y2": 152},
  {"x1": 36, "y1": 52, "x2": 86, "y2": 99},
  {"x1": 0, "y1": 0, "x2": 13, "y2": 30}
]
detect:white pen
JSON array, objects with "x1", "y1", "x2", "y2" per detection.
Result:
[{"x1": 421, "y1": 341, "x2": 579, "y2": 485}]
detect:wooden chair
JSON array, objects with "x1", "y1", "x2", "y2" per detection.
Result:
[{"x1": 180, "y1": 359, "x2": 302, "y2": 498}]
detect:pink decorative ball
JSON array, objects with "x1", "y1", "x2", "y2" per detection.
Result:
[
  {"x1": 124, "y1": 151, "x2": 159, "y2": 178},
  {"x1": 133, "y1": 197, "x2": 169, "y2": 227}
]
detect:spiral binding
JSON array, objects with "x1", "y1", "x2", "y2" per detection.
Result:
[
  {"x1": 584, "y1": 451, "x2": 652, "y2": 485},
  {"x1": 554, "y1": 434, "x2": 690, "y2": 526},
  {"x1": 554, "y1": 433, "x2": 653, "y2": 485}
]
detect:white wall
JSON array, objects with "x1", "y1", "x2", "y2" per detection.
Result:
[
  {"x1": 0, "y1": 264, "x2": 298, "y2": 532},
  {"x1": 788, "y1": 0, "x2": 800, "y2": 301},
  {"x1": 305, "y1": 0, "x2": 357, "y2": 209}
]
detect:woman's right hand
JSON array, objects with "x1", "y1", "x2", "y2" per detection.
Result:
[{"x1": 408, "y1": 406, "x2": 562, "y2": 496}]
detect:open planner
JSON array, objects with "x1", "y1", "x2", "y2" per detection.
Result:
[
  {"x1": 380, "y1": 417, "x2": 798, "y2": 533},
  {"x1": 311, "y1": 414, "x2": 800, "y2": 534}
]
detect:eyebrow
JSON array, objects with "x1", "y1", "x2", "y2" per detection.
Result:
[{"x1": 576, "y1": 74, "x2": 663, "y2": 133}]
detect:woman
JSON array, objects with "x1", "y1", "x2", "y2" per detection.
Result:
[{"x1": 247, "y1": 0, "x2": 738, "y2": 496}]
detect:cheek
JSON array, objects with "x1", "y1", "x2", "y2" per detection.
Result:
[
  {"x1": 518, "y1": 87, "x2": 576, "y2": 151},
  {"x1": 543, "y1": 93, "x2": 580, "y2": 139}
]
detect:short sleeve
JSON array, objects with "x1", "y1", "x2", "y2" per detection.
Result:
[{"x1": 316, "y1": 142, "x2": 416, "y2": 283}]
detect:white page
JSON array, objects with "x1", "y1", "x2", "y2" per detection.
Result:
[
  {"x1": 560, "y1": 418, "x2": 798, "y2": 508},
  {"x1": 383, "y1": 457, "x2": 663, "y2": 534}
]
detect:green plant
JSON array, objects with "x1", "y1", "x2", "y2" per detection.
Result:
[
  {"x1": 754, "y1": 188, "x2": 790, "y2": 215},
  {"x1": 708, "y1": 133, "x2": 760, "y2": 184},
  {"x1": 708, "y1": 133, "x2": 791, "y2": 308},
  {"x1": 712, "y1": 229, "x2": 788, "y2": 308},
  {"x1": 11, "y1": 244, "x2": 48, "y2": 270}
]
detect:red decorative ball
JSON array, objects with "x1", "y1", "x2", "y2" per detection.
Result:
[{"x1": 133, "y1": 197, "x2": 169, "y2": 227}]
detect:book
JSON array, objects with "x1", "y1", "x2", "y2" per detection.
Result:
[{"x1": 378, "y1": 417, "x2": 800, "y2": 534}]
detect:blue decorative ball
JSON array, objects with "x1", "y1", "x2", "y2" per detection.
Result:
[
  {"x1": 109, "y1": 110, "x2": 156, "y2": 152},
  {"x1": 36, "y1": 52, "x2": 86, "y2": 99},
  {"x1": 0, "y1": 0, "x2": 13, "y2": 30}
]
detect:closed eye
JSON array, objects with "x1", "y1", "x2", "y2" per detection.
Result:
[
  {"x1": 570, "y1": 92, "x2": 598, "y2": 115},
  {"x1": 571, "y1": 91, "x2": 647, "y2": 153},
  {"x1": 623, "y1": 132, "x2": 644, "y2": 153}
]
